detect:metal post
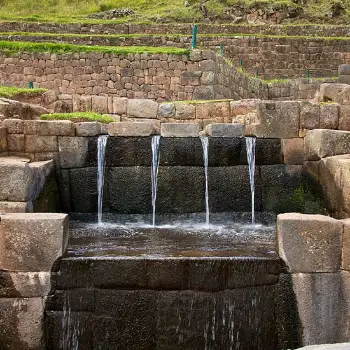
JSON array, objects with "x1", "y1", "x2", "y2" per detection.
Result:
[
  {"x1": 239, "y1": 58, "x2": 243, "y2": 71},
  {"x1": 28, "y1": 82, "x2": 34, "y2": 89},
  {"x1": 192, "y1": 24, "x2": 198, "y2": 49},
  {"x1": 306, "y1": 67, "x2": 310, "y2": 82},
  {"x1": 219, "y1": 42, "x2": 223, "y2": 56},
  {"x1": 255, "y1": 68, "x2": 259, "y2": 79}
]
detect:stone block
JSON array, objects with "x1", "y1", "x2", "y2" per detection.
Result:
[
  {"x1": 282, "y1": 138, "x2": 304, "y2": 165},
  {"x1": 0, "y1": 213, "x2": 68, "y2": 271},
  {"x1": 25, "y1": 135, "x2": 58, "y2": 153},
  {"x1": 7, "y1": 134, "x2": 24, "y2": 152},
  {"x1": 193, "y1": 85, "x2": 214, "y2": 99},
  {"x1": 112, "y1": 97, "x2": 127, "y2": 115},
  {"x1": 297, "y1": 344, "x2": 350, "y2": 350},
  {"x1": 42, "y1": 90, "x2": 57, "y2": 105},
  {"x1": 300, "y1": 102, "x2": 320, "y2": 131},
  {"x1": 230, "y1": 99, "x2": 260, "y2": 117},
  {"x1": 252, "y1": 101, "x2": 299, "y2": 138},
  {"x1": 0, "y1": 201, "x2": 32, "y2": 213},
  {"x1": 24, "y1": 120, "x2": 75, "y2": 136},
  {"x1": 320, "y1": 103, "x2": 339, "y2": 129},
  {"x1": 0, "y1": 271, "x2": 50, "y2": 297},
  {"x1": 196, "y1": 101, "x2": 230, "y2": 120},
  {"x1": 204, "y1": 123, "x2": 243, "y2": 137},
  {"x1": 304, "y1": 129, "x2": 350, "y2": 161},
  {"x1": 108, "y1": 122, "x2": 155, "y2": 137},
  {"x1": 291, "y1": 273, "x2": 344, "y2": 345},
  {"x1": 161, "y1": 123, "x2": 200, "y2": 137},
  {"x1": 0, "y1": 158, "x2": 53, "y2": 202},
  {"x1": 158, "y1": 103, "x2": 175, "y2": 118},
  {"x1": 339, "y1": 64, "x2": 350, "y2": 75},
  {"x1": 174, "y1": 103, "x2": 195, "y2": 120},
  {"x1": 343, "y1": 219, "x2": 350, "y2": 271},
  {"x1": 75, "y1": 122, "x2": 101, "y2": 136},
  {"x1": 127, "y1": 99, "x2": 158, "y2": 119},
  {"x1": 58, "y1": 137, "x2": 88, "y2": 168},
  {"x1": 319, "y1": 83, "x2": 350, "y2": 105},
  {"x1": 0, "y1": 126, "x2": 7, "y2": 152},
  {"x1": 2, "y1": 118, "x2": 23, "y2": 133},
  {"x1": 277, "y1": 213, "x2": 342, "y2": 272},
  {"x1": 339, "y1": 105, "x2": 350, "y2": 131},
  {"x1": 0, "y1": 297, "x2": 45, "y2": 349},
  {"x1": 91, "y1": 95, "x2": 108, "y2": 114},
  {"x1": 338, "y1": 75, "x2": 350, "y2": 85}
]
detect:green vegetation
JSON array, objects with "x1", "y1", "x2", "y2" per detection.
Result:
[
  {"x1": 0, "y1": 85, "x2": 47, "y2": 97},
  {"x1": 40, "y1": 112, "x2": 115, "y2": 123},
  {"x1": 0, "y1": 41, "x2": 189, "y2": 55},
  {"x1": 0, "y1": 0, "x2": 348, "y2": 24}
]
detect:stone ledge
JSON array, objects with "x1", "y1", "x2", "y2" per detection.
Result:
[
  {"x1": 161, "y1": 123, "x2": 200, "y2": 137},
  {"x1": 108, "y1": 122, "x2": 156, "y2": 137},
  {"x1": 204, "y1": 123, "x2": 243, "y2": 137}
]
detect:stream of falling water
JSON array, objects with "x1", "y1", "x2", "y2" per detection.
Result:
[
  {"x1": 97, "y1": 135, "x2": 109, "y2": 225},
  {"x1": 200, "y1": 136, "x2": 210, "y2": 227},
  {"x1": 245, "y1": 137, "x2": 256, "y2": 225},
  {"x1": 151, "y1": 135, "x2": 161, "y2": 226}
]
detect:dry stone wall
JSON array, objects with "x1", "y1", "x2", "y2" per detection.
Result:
[{"x1": 0, "y1": 49, "x2": 332, "y2": 102}]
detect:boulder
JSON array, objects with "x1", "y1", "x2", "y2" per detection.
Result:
[{"x1": 127, "y1": 99, "x2": 158, "y2": 119}]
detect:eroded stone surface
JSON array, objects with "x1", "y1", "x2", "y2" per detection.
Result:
[
  {"x1": 75, "y1": 122, "x2": 101, "y2": 137},
  {"x1": 127, "y1": 99, "x2": 158, "y2": 119},
  {"x1": 204, "y1": 123, "x2": 243, "y2": 137},
  {"x1": 58, "y1": 137, "x2": 88, "y2": 168},
  {"x1": 108, "y1": 122, "x2": 155, "y2": 137},
  {"x1": 161, "y1": 123, "x2": 199, "y2": 137}
]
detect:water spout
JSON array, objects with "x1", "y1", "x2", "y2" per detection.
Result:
[
  {"x1": 151, "y1": 135, "x2": 161, "y2": 226},
  {"x1": 97, "y1": 135, "x2": 109, "y2": 225},
  {"x1": 200, "y1": 136, "x2": 210, "y2": 227},
  {"x1": 245, "y1": 137, "x2": 256, "y2": 225}
]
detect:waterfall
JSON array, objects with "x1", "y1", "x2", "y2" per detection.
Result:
[
  {"x1": 151, "y1": 135, "x2": 161, "y2": 226},
  {"x1": 97, "y1": 135, "x2": 109, "y2": 225},
  {"x1": 245, "y1": 137, "x2": 256, "y2": 225},
  {"x1": 200, "y1": 136, "x2": 210, "y2": 227}
]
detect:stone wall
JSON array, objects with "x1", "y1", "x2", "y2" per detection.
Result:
[
  {"x1": 3, "y1": 33, "x2": 347, "y2": 79},
  {"x1": 0, "y1": 49, "x2": 332, "y2": 102},
  {"x1": 277, "y1": 213, "x2": 350, "y2": 346}
]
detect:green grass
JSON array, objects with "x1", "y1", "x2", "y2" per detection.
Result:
[
  {"x1": 40, "y1": 112, "x2": 115, "y2": 123},
  {"x1": 0, "y1": 85, "x2": 47, "y2": 97},
  {"x1": 0, "y1": 40, "x2": 190, "y2": 55},
  {"x1": 0, "y1": 0, "x2": 349, "y2": 24}
]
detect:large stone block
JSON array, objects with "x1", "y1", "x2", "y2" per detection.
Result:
[
  {"x1": 196, "y1": 101, "x2": 230, "y2": 120},
  {"x1": 304, "y1": 129, "x2": 350, "y2": 161},
  {"x1": 157, "y1": 103, "x2": 175, "y2": 118},
  {"x1": 0, "y1": 213, "x2": 68, "y2": 271},
  {"x1": 0, "y1": 297, "x2": 45, "y2": 350},
  {"x1": 277, "y1": 213, "x2": 342, "y2": 272},
  {"x1": 204, "y1": 123, "x2": 243, "y2": 137},
  {"x1": 339, "y1": 105, "x2": 350, "y2": 131},
  {"x1": 339, "y1": 64, "x2": 350, "y2": 76},
  {"x1": 319, "y1": 83, "x2": 350, "y2": 105},
  {"x1": 251, "y1": 101, "x2": 300, "y2": 138},
  {"x1": 0, "y1": 201, "x2": 32, "y2": 213},
  {"x1": 338, "y1": 75, "x2": 350, "y2": 85},
  {"x1": 298, "y1": 344, "x2": 350, "y2": 350},
  {"x1": 112, "y1": 97, "x2": 127, "y2": 115},
  {"x1": 91, "y1": 95, "x2": 107, "y2": 114},
  {"x1": 0, "y1": 158, "x2": 54, "y2": 202},
  {"x1": 161, "y1": 123, "x2": 199, "y2": 137},
  {"x1": 0, "y1": 271, "x2": 50, "y2": 297},
  {"x1": 2, "y1": 118, "x2": 23, "y2": 134},
  {"x1": 319, "y1": 103, "x2": 339, "y2": 129},
  {"x1": 127, "y1": 99, "x2": 158, "y2": 119},
  {"x1": 291, "y1": 273, "x2": 345, "y2": 345},
  {"x1": 58, "y1": 136, "x2": 88, "y2": 168},
  {"x1": 300, "y1": 102, "x2": 320, "y2": 131},
  {"x1": 75, "y1": 122, "x2": 101, "y2": 136},
  {"x1": 24, "y1": 120, "x2": 75, "y2": 136},
  {"x1": 0, "y1": 126, "x2": 7, "y2": 152},
  {"x1": 343, "y1": 219, "x2": 350, "y2": 271},
  {"x1": 282, "y1": 138, "x2": 304, "y2": 165},
  {"x1": 7, "y1": 134, "x2": 24, "y2": 152},
  {"x1": 25, "y1": 135, "x2": 58, "y2": 153},
  {"x1": 174, "y1": 103, "x2": 195, "y2": 120},
  {"x1": 108, "y1": 122, "x2": 155, "y2": 137}
]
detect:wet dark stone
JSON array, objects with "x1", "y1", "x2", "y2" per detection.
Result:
[
  {"x1": 107, "y1": 167, "x2": 152, "y2": 214},
  {"x1": 46, "y1": 311, "x2": 93, "y2": 350},
  {"x1": 46, "y1": 289, "x2": 94, "y2": 312},
  {"x1": 208, "y1": 166, "x2": 262, "y2": 212},
  {"x1": 208, "y1": 137, "x2": 243, "y2": 166},
  {"x1": 261, "y1": 165, "x2": 303, "y2": 213},
  {"x1": 56, "y1": 169, "x2": 71, "y2": 213},
  {"x1": 156, "y1": 166, "x2": 205, "y2": 213},
  {"x1": 240, "y1": 138, "x2": 282, "y2": 165},
  {"x1": 159, "y1": 137, "x2": 204, "y2": 166}
]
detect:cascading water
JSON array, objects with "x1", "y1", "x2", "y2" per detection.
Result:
[
  {"x1": 151, "y1": 135, "x2": 161, "y2": 226},
  {"x1": 245, "y1": 137, "x2": 256, "y2": 225},
  {"x1": 97, "y1": 135, "x2": 109, "y2": 224},
  {"x1": 200, "y1": 136, "x2": 210, "y2": 227}
]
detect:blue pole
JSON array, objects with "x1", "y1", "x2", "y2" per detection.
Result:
[{"x1": 192, "y1": 24, "x2": 197, "y2": 49}]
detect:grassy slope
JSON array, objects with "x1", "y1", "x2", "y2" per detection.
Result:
[{"x1": 0, "y1": 0, "x2": 349, "y2": 24}]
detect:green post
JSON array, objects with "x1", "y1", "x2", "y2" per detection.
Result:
[
  {"x1": 255, "y1": 68, "x2": 259, "y2": 79},
  {"x1": 28, "y1": 81, "x2": 34, "y2": 89},
  {"x1": 239, "y1": 58, "x2": 243, "y2": 71},
  {"x1": 191, "y1": 24, "x2": 198, "y2": 49},
  {"x1": 306, "y1": 67, "x2": 310, "y2": 82},
  {"x1": 219, "y1": 42, "x2": 224, "y2": 56}
]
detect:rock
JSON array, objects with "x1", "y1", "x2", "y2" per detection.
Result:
[
  {"x1": 298, "y1": 344, "x2": 350, "y2": 350},
  {"x1": 320, "y1": 103, "x2": 339, "y2": 129},
  {"x1": 277, "y1": 213, "x2": 342, "y2": 272},
  {"x1": 2, "y1": 119, "x2": 24, "y2": 134},
  {"x1": 91, "y1": 96, "x2": 108, "y2": 114},
  {"x1": 339, "y1": 105, "x2": 350, "y2": 131},
  {"x1": 193, "y1": 86, "x2": 214, "y2": 99},
  {"x1": 75, "y1": 122, "x2": 101, "y2": 136},
  {"x1": 0, "y1": 213, "x2": 68, "y2": 271},
  {"x1": 174, "y1": 103, "x2": 195, "y2": 120},
  {"x1": 53, "y1": 100, "x2": 72, "y2": 113},
  {"x1": 58, "y1": 137, "x2": 88, "y2": 168},
  {"x1": 342, "y1": 219, "x2": 350, "y2": 270},
  {"x1": 158, "y1": 103, "x2": 176, "y2": 118},
  {"x1": 300, "y1": 102, "x2": 320, "y2": 131},
  {"x1": 161, "y1": 123, "x2": 200, "y2": 137},
  {"x1": 196, "y1": 101, "x2": 230, "y2": 120},
  {"x1": 24, "y1": 135, "x2": 58, "y2": 153},
  {"x1": 319, "y1": 83, "x2": 350, "y2": 105},
  {"x1": 304, "y1": 129, "x2": 350, "y2": 161},
  {"x1": 112, "y1": 97, "x2": 128, "y2": 115},
  {"x1": 230, "y1": 99, "x2": 260, "y2": 117},
  {"x1": 338, "y1": 75, "x2": 350, "y2": 85},
  {"x1": 282, "y1": 138, "x2": 304, "y2": 165},
  {"x1": 7, "y1": 134, "x2": 24, "y2": 152},
  {"x1": 338, "y1": 64, "x2": 350, "y2": 76},
  {"x1": 127, "y1": 99, "x2": 158, "y2": 119},
  {"x1": 0, "y1": 201, "x2": 32, "y2": 213},
  {"x1": 87, "y1": 8, "x2": 135, "y2": 19},
  {"x1": 0, "y1": 297, "x2": 45, "y2": 349},
  {"x1": 108, "y1": 122, "x2": 155, "y2": 137},
  {"x1": 0, "y1": 126, "x2": 7, "y2": 152},
  {"x1": 42, "y1": 90, "x2": 57, "y2": 105},
  {"x1": 204, "y1": 123, "x2": 243, "y2": 137},
  {"x1": 24, "y1": 120, "x2": 75, "y2": 136}
]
